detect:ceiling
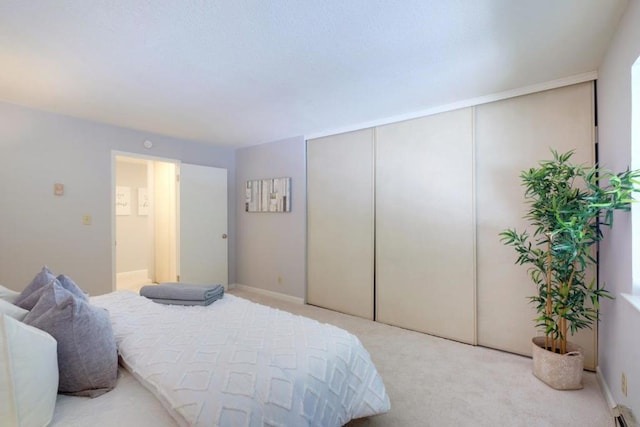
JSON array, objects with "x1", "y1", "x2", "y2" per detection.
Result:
[{"x1": 0, "y1": 1, "x2": 628, "y2": 148}]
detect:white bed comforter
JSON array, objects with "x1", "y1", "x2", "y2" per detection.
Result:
[{"x1": 92, "y1": 291, "x2": 390, "y2": 427}]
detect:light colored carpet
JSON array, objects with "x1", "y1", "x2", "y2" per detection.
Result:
[{"x1": 229, "y1": 287, "x2": 614, "y2": 427}]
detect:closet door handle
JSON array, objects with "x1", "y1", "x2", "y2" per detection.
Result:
[{"x1": 222, "y1": 234, "x2": 228, "y2": 239}]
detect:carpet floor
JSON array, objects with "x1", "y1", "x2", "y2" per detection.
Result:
[{"x1": 228, "y1": 287, "x2": 614, "y2": 427}]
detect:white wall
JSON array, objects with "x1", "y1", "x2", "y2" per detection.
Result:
[
  {"x1": 235, "y1": 136, "x2": 306, "y2": 299},
  {"x1": 597, "y1": 0, "x2": 640, "y2": 416},
  {"x1": 115, "y1": 160, "x2": 148, "y2": 273},
  {"x1": 0, "y1": 101, "x2": 236, "y2": 296}
]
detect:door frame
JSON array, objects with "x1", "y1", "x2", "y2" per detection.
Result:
[{"x1": 110, "y1": 150, "x2": 181, "y2": 292}]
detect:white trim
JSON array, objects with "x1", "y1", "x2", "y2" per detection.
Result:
[
  {"x1": 111, "y1": 152, "x2": 116, "y2": 292},
  {"x1": 305, "y1": 71, "x2": 598, "y2": 141},
  {"x1": 632, "y1": 57, "x2": 640, "y2": 294},
  {"x1": 112, "y1": 150, "x2": 182, "y2": 164},
  {"x1": 596, "y1": 366, "x2": 618, "y2": 409},
  {"x1": 471, "y1": 106, "x2": 478, "y2": 346},
  {"x1": 231, "y1": 283, "x2": 304, "y2": 305},
  {"x1": 621, "y1": 293, "x2": 640, "y2": 313}
]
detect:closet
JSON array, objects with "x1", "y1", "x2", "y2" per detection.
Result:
[
  {"x1": 307, "y1": 81, "x2": 596, "y2": 367},
  {"x1": 375, "y1": 108, "x2": 475, "y2": 344},
  {"x1": 475, "y1": 82, "x2": 596, "y2": 368},
  {"x1": 307, "y1": 129, "x2": 375, "y2": 320}
]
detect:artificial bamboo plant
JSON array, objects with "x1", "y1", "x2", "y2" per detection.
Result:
[{"x1": 500, "y1": 149, "x2": 640, "y2": 355}]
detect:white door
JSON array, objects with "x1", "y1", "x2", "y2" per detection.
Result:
[
  {"x1": 307, "y1": 129, "x2": 375, "y2": 320},
  {"x1": 178, "y1": 163, "x2": 228, "y2": 286},
  {"x1": 375, "y1": 108, "x2": 476, "y2": 344},
  {"x1": 154, "y1": 160, "x2": 178, "y2": 283},
  {"x1": 475, "y1": 82, "x2": 596, "y2": 368}
]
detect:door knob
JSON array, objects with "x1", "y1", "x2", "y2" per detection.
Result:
[{"x1": 222, "y1": 234, "x2": 228, "y2": 239}]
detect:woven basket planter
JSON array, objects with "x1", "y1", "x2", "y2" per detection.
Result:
[{"x1": 531, "y1": 337, "x2": 584, "y2": 390}]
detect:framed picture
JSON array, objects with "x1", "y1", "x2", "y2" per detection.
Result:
[
  {"x1": 115, "y1": 186, "x2": 131, "y2": 216},
  {"x1": 138, "y1": 188, "x2": 149, "y2": 215},
  {"x1": 245, "y1": 177, "x2": 291, "y2": 212}
]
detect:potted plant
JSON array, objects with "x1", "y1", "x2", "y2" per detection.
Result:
[{"x1": 500, "y1": 149, "x2": 640, "y2": 390}]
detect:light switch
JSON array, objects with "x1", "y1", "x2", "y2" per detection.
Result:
[
  {"x1": 82, "y1": 214, "x2": 92, "y2": 226},
  {"x1": 54, "y1": 183, "x2": 64, "y2": 196}
]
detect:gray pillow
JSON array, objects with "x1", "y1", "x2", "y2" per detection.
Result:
[
  {"x1": 23, "y1": 281, "x2": 118, "y2": 397},
  {"x1": 16, "y1": 271, "x2": 89, "y2": 311},
  {"x1": 15, "y1": 278, "x2": 59, "y2": 311},
  {"x1": 56, "y1": 274, "x2": 89, "y2": 301},
  {"x1": 14, "y1": 266, "x2": 56, "y2": 309}
]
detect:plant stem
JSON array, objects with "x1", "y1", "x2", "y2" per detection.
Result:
[
  {"x1": 546, "y1": 239, "x2": 553, "y2": 351},
  {"x1": 560, "y1": 265, "x2": 577, "y2": 355}
]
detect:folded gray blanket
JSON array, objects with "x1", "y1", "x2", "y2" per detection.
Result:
[
  {"x1": 139, "y1": 283, "x2": 224, "y2": 301},
  {"x1": 148, "y1": 295, "x2": 223, "y2": 306}
]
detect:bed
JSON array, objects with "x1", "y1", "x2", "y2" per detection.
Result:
[
  {"x1": 51, "y1": 367, "x2": 179, "y2": 427},
  {"x1": 2, "y1": 278, "x2": 390, "y2": 427}
]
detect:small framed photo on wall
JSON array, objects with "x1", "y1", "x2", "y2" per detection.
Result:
[
  {"x1": 116, "y1": 186, "x2": 131, "y2": 215},
  {"x1": 245, "y1": 177, "x2": 291, "y2": 212}
]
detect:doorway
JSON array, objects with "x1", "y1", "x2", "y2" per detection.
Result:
[
  {"x1": 112, "y1": 153, "x2": 228, "y2": 292},
  {"x1": 114, "y1": 155, "x2": 177, "y2": 291}
]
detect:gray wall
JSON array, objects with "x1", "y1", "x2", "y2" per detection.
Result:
[
  {"x1": 0, "y1": 101, "x2": 236, "y2": 296},
  {"x1": 597, "y1": 0, "x2": 640, "y2": 416},
  {"x1": 235, "y1": 136, "x2": 306, "y2": 299}
]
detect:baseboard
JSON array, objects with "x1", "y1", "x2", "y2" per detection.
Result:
[
  {"x1": 116, "y1": 269, "x2": 151, "y2": 290},
  {"x1": 613, "y1": 406, "x2": 637, "y2": 427},
  {"x1": 231, "y1": 283, "x2": 304, "y2": 305},
  {"x1": 596, "y1": 366, "x2": 617, "y2": 409}
]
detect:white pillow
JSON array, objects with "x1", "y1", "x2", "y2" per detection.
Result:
[
  {"x1": 0, "y1": 299, "x2": 28, "y2": 321},
  {"x1": 0, "y1": 285, "x2": 20, "y2": 304},
  {"x1": 0, "y1": 314, "x2": 59, "y2": 427}
]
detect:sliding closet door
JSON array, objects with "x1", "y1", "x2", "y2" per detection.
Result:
[
  {"x1": 376, "y1": 108, "x2": 476, "y2": 344},
  {"x1": 307, "y1": 129, "x2": 374, "y2": 319},
  {"x1": 475, "y1": 82, "x2": 596, "y2": 368}
]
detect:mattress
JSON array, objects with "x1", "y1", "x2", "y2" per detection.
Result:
[
  {"x1": 50, "y1": 366, "x2": 178, "y2": 427},
  {"x1": 91, "y1": 291, "x2": 390, "y2": 427}
]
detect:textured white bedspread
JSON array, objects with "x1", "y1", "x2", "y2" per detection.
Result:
[
  {"x1": 51, "y1": 367, "x2": 178, "y2": 427},
  {"x1": 92, "y1": 291, "x2": 390, "y2": 427}
]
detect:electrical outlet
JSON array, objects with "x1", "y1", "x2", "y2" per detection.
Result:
[
  {"x1": 82, "y1": 214, "x2": 92, "y2": 226},
  {"x1": 622, "y1": 372, "x2": 628, "y2": 397},
  {"x1": 277, "y1": 275, "x2": 283, "y2": 285}
]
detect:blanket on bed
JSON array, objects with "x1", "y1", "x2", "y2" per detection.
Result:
[
  {"x1": 144, "y1": 297, "x2": 221, "y2": 307},
  {"x1": 92, "y1": 291, "x2": 390, "y2": 427},
  {"x1": 139, "y1": 283, "x2": 224, "y2": 301}
]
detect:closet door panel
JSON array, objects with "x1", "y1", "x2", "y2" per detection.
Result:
[
  {"x1": 307, "y1": 129, "x2": 374, "y2": 319},
  {"x1": 376, "y1": 108, "x2": 475, "y2": 344},
  {"x1": 475, "y1": 82, "x2": 596, "y2": 368}
]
